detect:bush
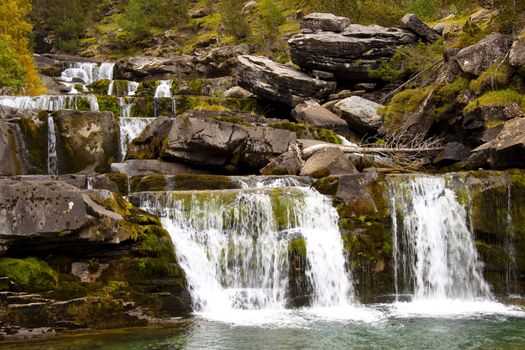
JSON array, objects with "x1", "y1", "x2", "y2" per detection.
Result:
[
  {"x1": 220, "y1": 0, "x2": 251, "y2": 39},
  {"x1": 0, "y1": 40, "x2": 27, "y2": 94}
]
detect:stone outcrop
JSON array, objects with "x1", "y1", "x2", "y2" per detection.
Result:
[
  {"x1": 455, "y1": 33, "x2": 513, "y2": 76},
  {"x1": 288, "y1": 24, "x2": 417, "y2": 80},
  {"x1": 401, "y1": 13, "x2": 439, "y2": 42},
  {"x1": 260, "y1": 146, "x2": 304, "y2": 176},
  {"x1": 333, "y1": 96, "x2": 384, "y2": 133},
  {"x1": 292, "y1": 100, "x2": 350, "y2": 136},
  {"x1": 301, "y1": 13, "x2": 350, "y2": 33},
  {"x1": 510, "y1": 34, "x2": 525, "y2": 74},
  {"x1": 236, "y1": 55, "x2": 336, "y2": 106},
  {"x1": 160, "y1": 117, "x2": 296, "y2": 171},
  {"x1": 300, "y1": 147, "x2": 358, "y2": 178},
  {"x1": 433, "y1": 142, "x2": 471, "y2": 165},
  {"x1": 111, "y1": 159, "x2": 211, "y2": 176}
]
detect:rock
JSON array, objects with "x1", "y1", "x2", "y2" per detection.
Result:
[
  {"x1": 401, "y1": 88, "x2": 437, "y2": 137},
  {"x1": 335, "y1": 173, "x2": 383, "y2": 216},
  {"x1": 0, "y1": 179, "x2": 154, "y2": 255},
  {"x1": 301, "y1": 13, "x2": 350, "y2": 33},
  {"x1": 160, "y1": 117, "x2": 296, "y2": 171},
  {"x1": 471, "y1": 118, "x2": 525, "y2": 169},
  {"x1": 462, "y1": 103, "x2": 523, "y2": 131},
  {"x1": 196, "y1": 44, "x2": 251, "y2": 78},
  {"x1": 0, "y1": 119, "x2": 26, "y2": 176},
  {"x1": 455, "y1": 33, "x2": 513, "y2": 76},
  {"x1": 329, "y1": 90, "x2": 361, "y2": 100},
  {"x1": 236, "y1": 55, "x2": 336, "y2": 106},
  {"x1": 311, "y1": 70, "x2": 334, "y2": 80},
  {"x1": 509, "y1": 34, "x2": 525, "y2": 74},
  {"x1": 442, "y1": 22, "x2": 461, "y2": 38},
  {"x1": 470, "y1": 8, "x2": 497, "y2": 24},
  {"x1": 432, "y1": 23, "x2": 445, "y2": 35},
  {"x1": 260, "y1": 146, "x2": 303, "y2": 175},
  {"x1": 224, "y1": 86, "x2": 255, "y2": 99},
  {"x1": 52, "y1": 110, "x2": 120, "y2": 174},
  {"x1": 300, "y1": 147, "x2": 358, "y2": 178},
  {"x1": 189, "y1": 8, "x2": 211, "y2": 18},
  {"x1": 355, "y1": 83, "x2": 376, "y2": 91},
  {"x1": 242, "y1": 0, "x2": 258, "y2": 14},
  {"x1": 333, "y1": 96, "x2": 384, "y2": 133},
  {"x1": 127, "y1": 116, "x2": 173, "y2": 160},
  {"x1": 289, "y1": 25, "x2": 416, "y2": 80},
  {"x1": 115, "y1": 56, "x2": 195, "y2": 81},
  {"x1": 111, "y1": 159, "x2": 212, "y2": 176},
  {"x1": 401, "y1": 13, "x2": 439, "y2": 42},
  {"x1": 433, "y1": 142, "x2": 471, "y2": 165},
  {"x1": 292, "y1": 100, "x2": 350, "y2": 135}
]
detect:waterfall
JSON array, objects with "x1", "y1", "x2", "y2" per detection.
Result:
[
  {"x1": 119, "y1": 117, "x2": 154, "y2": 159},
  {"x1": 504, "y1": 178, "x2": 519, "y2": 297},
  {"x1": 0, "y1": 95, "x2": 100, "y2": 112},
  {"x1": 137, "y1": 184, "x2": 354, "y2": 316},
  {"x1": 60, "y1": 62, "x2": 114, "y2": 85},
  {"x1": 154, "y1": 80, "x2": 176, "y2": 118},
  {"x1": 389, "y1": 176, "x2": 491, "y2": 301},
  {"x1": 47, "y1": 115, "x2": 58, "y2": 176},
  {"x1": 108, "y1": 81, "x2": 139, "y2": 96},
  {"x1": 117, "y1": 97, "x2": 134, "y2": 118}
]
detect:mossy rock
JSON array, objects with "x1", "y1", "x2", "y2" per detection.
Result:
[
  {"x1": 135, "y1": 80, "x2": 160, "y2": 97},
  {"x1": 87, "y1": 79, "x2": 111, "y2": 95},
  {"x1": 268, "y1": 121, "x2": 342, "y2": 144},
  {"x1": 16, "y1": 112, "x2": 48, "y2": 174},
  {"x1": 0, "y1": 257, "x2": 59, "y2": 292},
  {"x1": 97, "y1": 96, "x2": 121, "y2": 116}
]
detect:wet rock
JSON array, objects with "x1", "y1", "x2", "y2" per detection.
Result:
[
  {"x1": 301, "y1": 13, "x2": 350, "y2": 33},
  {"x1": 288, "y1": 24, "x2": 416, "y2": 80},
  {"x1": 260, "y1": 146, "x2": 303, "y2": 175},
  {"x1": 335, "y1": 173, "x2": 385, "y2": 217},
  {"x1": 433, "y1": 142, "x2": 471, "y2": 165},
  {"x1": 0, "y1": 120, "x2": 26, "y2": 176},
  {"x1": 470, "y1": 118, "x2": 525, "y2": 169},
  {"x1": 300, "y1": 147, "x2": 358, "y2": 178},
  {"x1": 236, "y1": 55, "x2": 336, "y2": 107},
  {"x1": 111, "y1": 159, "x2": 211, "y2": 176},
  {"x1": 292, "y1": 100, "x2": 350, "y2": 135},
  {"x1": 333, "y1": 96, "x2": 384, "y2": 133},
  {"x1": 401, "y1": 13, "x2": 439, "y2": 42},
  {"x1": 455, "y1": 33, "x2": 513, "y2": 76},
  {"x1": 127, "y1": 116, "x2": 173, "y2": 160},
  {"x1": 52, "y1": 110, "x2": 120, "y2": 174}
]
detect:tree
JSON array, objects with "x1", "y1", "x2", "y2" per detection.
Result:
[
  {"x1": 0, "y1": 0, "x2": 44, "y2": 95},
  {"x1": 220, "y1": 0, "x2": 251, "y2": 39},
  {"x1": 0, "y1": 39, "x2": 26, "y2": 94}
]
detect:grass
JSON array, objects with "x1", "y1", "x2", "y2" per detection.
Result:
[
  {"x1": 379, "y1": 85, "x2": 435, "y2": 129},
  {"x1": 463, "y1": 89, "x2": 525, "y2": 114},
  {"x1": 469, "y1": 63, "x2": 513, "y2": 95}
]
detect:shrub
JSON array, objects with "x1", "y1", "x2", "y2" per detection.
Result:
[{"x1": 0, "y1": 40, "x2": 27, "y2": 94}]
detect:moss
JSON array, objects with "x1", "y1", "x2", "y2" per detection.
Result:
[
  {"x1": 312, "y1": 176, "x2": 340, "y2": 195},
  {"x1": 268, "y1": 121, "x2": 342, "y2": 144},
  {"x1": 469, "y1": 63, "x2": 513, "y2": 95},
  {"x1": 175, "y1": 96, "x2": 262, "y2": 115},
  {"x1": 130, "y1": 174, "x2": 168, "y2": 192},
  {"x1": 463, "y1": 89, "x2": 525, "y2": 114},
  {"x1": 288, "y1": 238, "x2": 306, "y2": 257},
  {"x1": 0, "y1": 257, "x2": 59, "y2": 292},
  {"x1": 135, "y1": 80, "x2": 160, "y2": 97},
  {"x1": 76, "y1": 97, "x2": 93, "y2": 112},
  {"x1": 434, "y1": 77, "x2": 470, "y2": 115},
  {"x1": 188, "y1": 79, "x2": 203, "y2": 95},
  {"x1": 97, "y1": 96, "x2": 120, "y2": 116},
  {"x1": 380, "y1": 85, "x2": 434, "y2": 129},
  {"x1": 88, "y1": 79, "x2": 111, "y2": 95}
]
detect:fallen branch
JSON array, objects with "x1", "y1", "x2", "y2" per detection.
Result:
[{"x1": 302, "y1": 144, "x2": 444, "y2": 159}]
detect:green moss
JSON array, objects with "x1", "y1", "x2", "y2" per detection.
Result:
[
  {"x1": 188, "y1": 79, "x2": 203, "y2": 95},
  {"x1": 463, "y1": 89, "x2": 525, "y2": 115},
  {"x1": 312, "y1": 176, "x2": 340, "y2": 195},
  {"x1": 288, "y1": 238, "x2": 306, "y2": 257},
  {"x1": 88, "y1": 79, "x2": 111, "y2": 95},
  {"x1": 175, "y1": 96, "x2": 262, "y2": 115},
  {"x1": 268, "y1": 122, "x2": 342, "y2": 144},
  {"x1": 380, "y1": 85, "x2": 434, "y2": 130},
  {"x1": 469, "y1": 63, "x2": 513, "y2": 95},
  {"x1": 97, "y1": 96, "x2": 120, "y2": 116},
  {"x1": 135, "y1": 80, "x2": 160, "y2": 97},
  {"x1": 434, "y1": 77, "x2": 470, "y2": 115},
  {"x1": 0, "y1": 257, "x2": 59, "y2": 292},
  {"x1": 76, "y1": 97, "x2": 93, "y2": 111}
]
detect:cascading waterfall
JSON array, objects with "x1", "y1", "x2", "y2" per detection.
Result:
[
  {"x1": 389, "y1": 176, "x2": 491, "y2": 301},
  {"x1": 107, "y1": 80, "x2": 139, "y2": 96},
  {"x1": 60, "y1": 62, "x2": 115, "y2": 85},
  {"x1": 154, "y1": 80, "x2": 176, "y2": 117},
  {"x1": 137, "y1": 184, "x2": 354, "y2": 317},
  {"x1": 119, "y1": 117, "x2": 154, "y2": 159},
  {"x1": 47, "y1": 114, "x2": 58, "y2": 176},
  {"x1": 0, "y1": 95, "x2": 100, "y2": 112}
]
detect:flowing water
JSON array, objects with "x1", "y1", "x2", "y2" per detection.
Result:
[{"x1": 118, "y1": 117, "x2": 155, "y2": 159}]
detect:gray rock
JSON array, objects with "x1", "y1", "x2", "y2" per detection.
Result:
[
  {"x1": 288, "y1": 25, "x2": 416, "y2": 80},
  {"x1": 189, "y1": 8, "x2": 211, "y2": 18},
  {"x1": 335, "y1": 173, "x2": 381, "y2": 216},
  {"x1": 111, "y1": 159, "x2": 211, "y2": 176},
  {"x1": 455, "y1": 33, "x2": 513, "y2": 76},
  {"x1": 433, "y1": 142, "x2": 471, "y2": 165},
  {"x1": 402, "y1": 13, "x2": 439, "y2": 42},
  {"x1": 127, "y1": 116, "x2": 173, "y2": 160},
  {"x1": 301, "y1": 13, "x2": 350, "y2": 33},
  {"x1": 237, "y1": 55, "x2": 336, "y2": 107},
  {"x1": 260, "y1": 146, "x2": 303, "y2": 175},
  {"x1": 471, "y1": 118, "x2": 525, "y2": 169},
  {"x1": 300, "y1": 147, "x2": 358, "y2": 178},
  {"x1": 52, "y1": 110, "x2": 120, "y2": 174},
  {"x1": 333, "y1": 96, "x2": 384, "y2": 133},
  {"x1": 224, "y1": 86, "x2": 255, "y2": 99},
  {"x1": 432, "y1": 23, "x2": 445, "y2": 35},
  {"x1": 0, "y1": 119, "x2": 26, "y2": 176},
  {"x1": 292, "y1": 100, "x2": 350, "y2": 135},
  {"x1": 510, "y1": 34, "x2": 525, "y2": 73}
]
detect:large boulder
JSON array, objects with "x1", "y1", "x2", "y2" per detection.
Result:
[
  {"x1": 455, "y1": 33, "x2": 513, "y2": 76},
  {"x1": 160, "y1": 117, "x2": 296, "y2": 171},
  {"x1": 333, "y1": 96, "x2": 384, "y2": 133},
  {"x1": 301, "y1": 13, "x2": 350, "y2": 33},
  {"x1": 260, "y1": 146, "x2": 303, "y2": 175},
  {"x1": 0, "y1": 119, "x2": 26, "y2": 176},
  {"x1": 401, "y1": 13, "x2": 439, "y2": 42},
  {"x1": 292, "y1": 100, "x2": 350, "y2": 136},
  {"x1": 0, "y1": 179, "x2": 156, "y2": 255},
  {"x1": 300, "y1": 147, "x2": 358, "y2": 178},
  {"x1": 288, "y1": 24, "x2": 417, "y2": 80},
  {"x1": 52, "y1": 110, "x2": 120, "y2": 174},
  {"x1": 470, "y1": 118, "x2": 525, "y2": 169},
  {"x1": 509, "y1": 34, "x2": 525, "y2": 74},
  {"x1": 236, "y1": 55, "x2": 336, "y2": 107}
]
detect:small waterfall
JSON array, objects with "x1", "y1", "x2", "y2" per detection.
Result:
[
  {"x1": 389, "y1": 176, "x2": 491, "y2": 301},
  {"x1": 117, "y1": 97, "x2": 134, "y2": 118},
  {"x1": 504, "y1": 178, "x2": 519, "y2": 297},
  {"x1": 60, "y1": 62, "x2": 115, "y2": 85},
  {"x1": 0, "y1": 95, "x2": 100, "y2": 112},
  {"x1": 119, "y1": 117, "x2": 154, "y2": 159},
  {"x1": 127, "y1": 81, "x2": 139, "y2": 96},
  {"x1": 154, "y1": 80, "x2": 176, "y2": 118},
  {"x1": 47, "y1": 114, "x2": 58, "y2": 175},
  {"x1": 107, "y1": 81, "x2": 114, "y2": 96},
  {"x1": 108, "y1": 80, "x2": 139, "y2": 96},
  {"x1": 137, "y1": 185, "x2": 354, "y2": 315}
]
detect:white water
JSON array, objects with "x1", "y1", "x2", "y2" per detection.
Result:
[
  {"x1": 137, "y1": 184, "x2": 360, "y2": 323},
  {"x1": 108, "y1": 80, "x2": 139, "y2": 96},
  {"x1": 60, "y1": 62, "x2": 115, "y2": 85},
  {"x1": 119, "y1": 117, "x2": 154, "y2": 159},
  {"x1": 154, "y1": 80, "x2": 173, "y2": 98},
  {"x1": 47, "y1": 115, "x2": 58, "y2": 175},
  {"x1": 117, "y1": 97, "x2": 134, "y2": 119},
  {"x1": 0, "y1": 95, "x2": 99, "y2": 112}
]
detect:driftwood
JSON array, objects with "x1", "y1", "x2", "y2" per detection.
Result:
[{"x1": 302, "y1": 144, "x2": 444, "y2": 159}]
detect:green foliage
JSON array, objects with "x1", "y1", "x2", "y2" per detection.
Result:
[
  {"x1": 256, "y1": 0, "x2": 286, "y2": 56},
  {"x1": 434, "y1": 77, "x2": 469, "y2": 114},
  {"x1": 463, "y1": 89, "x2": 525, "y2": 114},
  {"x1": 0, "y1": 257, "x2": 59, "y2": 292},
  {"x1": 404, "y1": 0, "x2": 438, "y2": 20},
  {"x1": 469, "y1": 64, "x2": 513, "y2": 95},
  {"x1": 0, "y1": 40, "x2": 27, "y2": 94},
  {"x1": 302, "y1": 0, "x2": 360, "y2": 22},
  {"x1": 220, "y1": 0, "x2": 251, "y2": 39},
  {"x1": 491, "y1": 0, "x2": 525, "y2": 34}
]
